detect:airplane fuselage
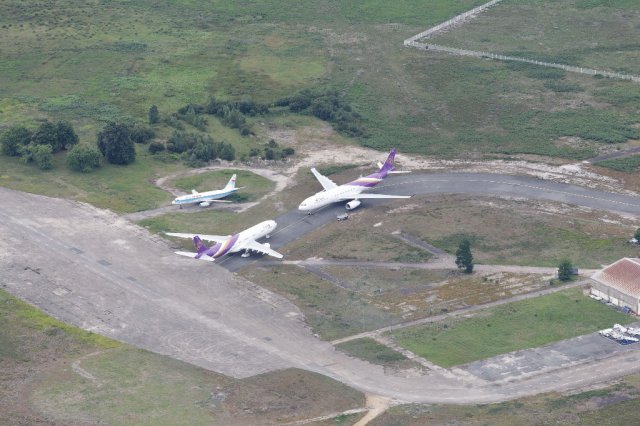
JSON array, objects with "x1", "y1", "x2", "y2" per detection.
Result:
[
  {"x1": 172, "y1": 188, "x2": 238, "y2": 206},
  {"x1": 210, "y1": 220, "x2": 277, "y2": 258},
  {"x1": 298, "y1": 175, "x2": 384, "y2": 212}
]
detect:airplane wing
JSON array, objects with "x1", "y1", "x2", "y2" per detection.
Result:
[
  {"x1": 174, "y1": 251, "x2": 215, "y2": 262},
  {"x1": 241, "y1": 240, "x2": 284, "y2": 259},
  {"x1": 310, "y1": 168, "x2": 338, "y2": 191},
  {"x1": 166, "y1": 232, "x2": 230, "y2": 244},
  {"x1": 345, "y1": 193, "x2": 412, "y2": 200}
]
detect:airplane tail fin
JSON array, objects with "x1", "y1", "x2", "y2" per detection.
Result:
[
  {"x1": 193, "y1": 236, "x2": 209, "y2": 259},
  {"x1": 224, "y1": 174, "x2": 237, "y2": 190},
  {"x1": 378, "y1": 148, "x2": 397, "y2": 173}
]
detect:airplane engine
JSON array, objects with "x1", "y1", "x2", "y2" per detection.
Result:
[
  {"x1": 345, "y1": 200, "x2": 361, "y2": 210},
  {"x1": 199, "y1": 201, "x2": 210, "y2": 207}
]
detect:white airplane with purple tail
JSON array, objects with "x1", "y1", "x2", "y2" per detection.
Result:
[
  {"x1": 166, "y1": 220, "x2": 283, "y2": 261},
  {"x1": 298, "y1": 148, "x2": 411, "y2": 212}
]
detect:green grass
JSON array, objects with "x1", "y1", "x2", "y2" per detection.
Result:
[
  {"x1": 0, "y1": 146, "x2": 181, "y2": 213},
  {"x1": 392, "y1": 288, "x2": 634, "y2": 368},
  {"x1": 241, "y1": 265, "x2": 399, "y2": 340},
  {"x1": 337, "y1": 338, "x2": 407, "y2": 365},
  {"x1": 596, "y1": 155, "x2": 640, "y2": 173},
  {"x1": 0, "y1": 288, "x2": 120, "y2": 350},
  {"x1": 3, "y1": 0, "x2": 640, "y2": 209}
]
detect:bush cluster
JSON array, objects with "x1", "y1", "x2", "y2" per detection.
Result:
[
  {"x1": 162, "y1": 130, "x2": 235, "y2": 166},
  {"x1": 248, "y1": 139, "x2": 295, "y2": 160},
  {"x1": 275, "y1": 89, "x2": 366, "y2": 137},
  {"x1": 0, "y1": 120, "x2": 79, "y2": 170}
]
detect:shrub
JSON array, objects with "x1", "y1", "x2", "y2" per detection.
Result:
[
  {"x1": 67, "y1": 144, "x2": 102, "y2": 172},
  {"x1": 1, "y1": 126, "x2": 32, "y2": 156},
  {"x1": 148, "y1": 141, "x2": 165, "y2": 154}
]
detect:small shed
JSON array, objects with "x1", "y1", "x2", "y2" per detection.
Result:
[{"x1": 591, "y1": 258, "x2": 640, "y2": 314}]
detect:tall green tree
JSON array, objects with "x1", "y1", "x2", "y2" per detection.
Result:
[
  {"x1": 31, "y1": 121, "x2": 58, "y2": 149},
  {"x1": 148, "y1": 105, "x2": 160, "y2": 124},
  {"x1": 1, "y1": 126, "x2": 32, "y2": 156},
  {"x1": 455, "y1": 238, "x2": 474, "y2": 274},
  {"x1": 558, "y1": 259, "x2": 574, "y2": 282},
  {"x1": 55, "y1": 121, "x2": 79, "y2": 151},
  {"x1": 97, "y1": 122, "x2": 136, "y2": 165}
]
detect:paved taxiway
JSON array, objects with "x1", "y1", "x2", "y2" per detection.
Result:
[
  {"x1": 219, "y1": 172, "x2": 640, "y2": 272},
  {"x1": 2, "y1": 172, "x2": 640, "y2": 404}
]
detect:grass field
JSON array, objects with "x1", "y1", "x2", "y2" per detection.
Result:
[
  {"x1": 596, "y1": 155, "x2": 640, "y2": 173},
  {"x1": 2, "y1": 0, "x2": 639, "y2": 176},
  {"x1": 373, "y1": 374, "x2": 640, "y2": 425},
  {"x1": 0, "y1": 288, "x2": 364, "y2": 425},
  {"x1": 0, "y1": 146, "x2": 183, "y2": 213},
  {"x1": 392, "y1": 288, "x2": 634, "y2": 368},
  {"x1": 287, "y1": 195, "x2": 640, "y2": 268},
  {"x1": 336, "y1": 338, "x2": 420, "y2": 371},
  {"x1": 240, "y1": 264, "x2": 552, "y2": 340}
]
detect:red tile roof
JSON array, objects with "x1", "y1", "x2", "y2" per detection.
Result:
[{"x1": 591, "y1": 258, "x2": 640, "y2": 299}]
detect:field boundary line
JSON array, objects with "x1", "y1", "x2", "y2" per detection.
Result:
[{"x1": 404, "y1": 0, "x2": 640, "y2": 83}]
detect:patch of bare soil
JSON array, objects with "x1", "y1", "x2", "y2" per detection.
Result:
[{"x1": 217, "y1": 369, "x2": 365, "y2": 425}]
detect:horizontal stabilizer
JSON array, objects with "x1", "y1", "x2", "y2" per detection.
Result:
[
  {"x1": 377, "y1": 161, "x2": 410, "y2": 173},
  {"x1": 174, "y1": 251, "x2": 215, "y2": 262}
]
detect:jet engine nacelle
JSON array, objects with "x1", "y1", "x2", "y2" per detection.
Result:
[
  {"x1": 199, "y1": 201, "x2": 210, "y2": 207},
  {"x1": 345, "y1": 200, "x2": 361, "y2": 210}
]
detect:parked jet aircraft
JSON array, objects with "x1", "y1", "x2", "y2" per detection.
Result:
[
  {"x1": 166, "y1": 220, "x2": 283, "y2": 261},
  {"x1": 298, "y1": 148, "x2": 411, "y2": 212},
  {"x1": 172, "y1": 174, "x2": 239, "y2": 207}
]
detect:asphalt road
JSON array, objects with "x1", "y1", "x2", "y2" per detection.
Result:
[
  {"x1": 219, "y1": 172, "x2": 640, "y2": 272},
  {"x1": 2, "y1": 172, "x2": 640, "y2": 404}
]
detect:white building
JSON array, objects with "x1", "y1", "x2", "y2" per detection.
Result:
[{"x1": 591, "y1": 258, "x2": 640, "y2": 314}]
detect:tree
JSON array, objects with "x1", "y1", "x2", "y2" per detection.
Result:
[
  {"x1": 129, "y1": 123, "x2": 155, "y2": 144},
  {"x1": 97, "y1": 122, "x2": 136, "y2": 165},
  {"x1": 219, "y1": 143, "x2": 235, "y2": 161},
  {"x1": 558, "y1": 259, "x2": 574, "y2": 282},
  {"x1": 67, "y1": 144, "x2": 102, "y2": 172},
  {"x1": 55, "y1": 121, "x2": 79, "y2": 151},
  {"x1": 634, "y1": 228, "x2": 640, "y2": 241},
  {"x1": 148, "y1": 105, "x2": 160, "y2": 124},
  {"x1": 455, "y1": 238, "x2": 474, "y2": 273},
  {"x1": 31, "y1": 121, "x2": 58, "y2": 149},
  {"x1": 1, "y1": 126, "x2": 32, "y2": 156}
]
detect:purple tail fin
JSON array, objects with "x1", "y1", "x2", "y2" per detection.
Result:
[
  {"x1": 378, "y1": 148, "x2": 397, "y2": 173},
  {"x1": 193, "y1": 236, "x2": 208, "y2": 259}
]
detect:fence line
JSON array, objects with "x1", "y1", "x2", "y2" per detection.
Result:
[{"x1": 403, "y1": 0, "x2": 640, "y2": 84}]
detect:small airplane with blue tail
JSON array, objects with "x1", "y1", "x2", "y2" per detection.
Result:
[{"x1": 172, "y1": 174, "x2": 240, "y2": 208}]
